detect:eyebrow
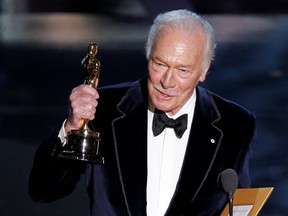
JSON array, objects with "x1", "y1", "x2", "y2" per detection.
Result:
[
  {"x1": 152, "y1": 55, "x2": 195, "y2": 69},
  {"x1": 151, "y1": 55, "x2": 162, "y2": 62}
]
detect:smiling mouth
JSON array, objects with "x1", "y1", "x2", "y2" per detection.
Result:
[
  {"x1": 155, "y1": 87, "x2": 177, "y2": 100},
  {"x1": 152, "y1": 83, "x2": 179, "y2": 100},
  {"x1": 158, "y1": 90, "x2": 171, "y2": 98}
]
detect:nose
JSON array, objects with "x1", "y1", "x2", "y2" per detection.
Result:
[{"x1": 160, "y1": 69, "x2": 175, "y2": 89}]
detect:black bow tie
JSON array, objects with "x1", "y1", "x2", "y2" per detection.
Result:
[{"x1": 152, "y1": 109, "x2": 188, "y2": 138}]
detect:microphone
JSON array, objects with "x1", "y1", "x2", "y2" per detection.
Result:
[{"x1": 218, "y1": 168, "x2": 238, "y2": 216}]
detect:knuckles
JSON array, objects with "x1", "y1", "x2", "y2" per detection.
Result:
[{"x1": 68, "y1": 84, "x2": 98, "y2": 123}]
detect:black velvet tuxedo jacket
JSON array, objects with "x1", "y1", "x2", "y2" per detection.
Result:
[{"x1": 29, "y1": 78, "x2": 256, "y2": 216}]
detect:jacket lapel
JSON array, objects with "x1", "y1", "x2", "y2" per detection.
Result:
[
  {"x1": 112, "y1": 80, "x2": 148, "y2": 216},
  {"x1": 166, "y1": 86, "x2": 224, "y2": 214}
]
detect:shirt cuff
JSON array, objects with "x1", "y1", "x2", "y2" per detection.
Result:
[{"x1": 58, "y1": 119, "x2": 67, "y2": 146}]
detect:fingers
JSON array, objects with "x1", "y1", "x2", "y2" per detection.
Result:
[{"x1": 65, "y1": 84, "x2": 99, "y2": 133}]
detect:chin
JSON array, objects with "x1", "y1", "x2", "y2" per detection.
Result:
[{"x1": 153, "y1": 101, "x2": 171, "y2": 112}]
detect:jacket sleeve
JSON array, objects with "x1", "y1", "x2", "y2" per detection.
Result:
[{"x1": 28, "y1": 126, "x2": 85, "y2": 203}]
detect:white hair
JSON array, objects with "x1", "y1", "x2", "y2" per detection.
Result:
[{"x1": 145, "y1": 9, "x2": 216, "y2": 70}]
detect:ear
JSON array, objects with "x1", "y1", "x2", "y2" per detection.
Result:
[
  {"x1": 199, "y1": 72, "x2": 207, "y2": 83},
  {"x1": 199, "y1": 64, "x2": 210, "y2": 83}
]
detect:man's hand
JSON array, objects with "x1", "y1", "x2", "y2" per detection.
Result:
[{"x1": 65, "y1": 84, "x2": 99, "y2": 134}]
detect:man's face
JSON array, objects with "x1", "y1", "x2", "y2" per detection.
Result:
[{"x1": 148, "y1": 28, "x2": 209, "y2": 116}]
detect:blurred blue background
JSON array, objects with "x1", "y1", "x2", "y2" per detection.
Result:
[{"x1": 0, "y1": 0, "x2": 288, "y2": 215}]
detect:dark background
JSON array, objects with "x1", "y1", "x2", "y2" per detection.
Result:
[{"x1": 1, "y1": 0, "x2": 288, "y2": 215}]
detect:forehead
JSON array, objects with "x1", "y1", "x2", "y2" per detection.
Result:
[{"x1": 153, "y1": 27, "x2": 206, "y2": 60}]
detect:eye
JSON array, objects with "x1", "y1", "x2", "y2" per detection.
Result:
[
  {"x1": 179, "y1": 69, "x2": 188, "y2": 73},
  {"x1": 178, "y1": 68, "x2": 191, "y2": 74},
  {"x1": 154, "y1": 61, "x2": 164, "y2": 67},
  {"x1": 151, "y1": 59, "x2": 167, "y2": 72},
  {"x1": 177, "y1": 68, "x2": 192, "y2": 78}
]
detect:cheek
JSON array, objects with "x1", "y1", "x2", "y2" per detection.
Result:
[
  {"x1": 147, "y1": 79, "x2": 153, "y2": 94},
  {"x1": 148, "y1": 67, "x2": 159, "y2": 83},
  {"x1": 178, "y1": 79, "x2": 196, "y2": 95}
]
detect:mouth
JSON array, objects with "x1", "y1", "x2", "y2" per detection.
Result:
[
  {"x1": 154, "y1": 86, "x2": 177, "y2": 100},
  {"x1": 158, "y1": 90, "x2": 171, "y2": 98}
]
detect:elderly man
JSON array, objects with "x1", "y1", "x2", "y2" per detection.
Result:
[{"x1": 29, "y1": 9, "x2": 256, "y2": 215}]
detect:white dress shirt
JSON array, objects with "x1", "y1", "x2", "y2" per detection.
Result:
[{"x1": 146, "y1": 91, "x2": 196, "y2": 216}]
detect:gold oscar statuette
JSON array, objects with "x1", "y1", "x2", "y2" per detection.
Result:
[{"x1": 58, "y1": 42, "x2": 104, "y2": 164}]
